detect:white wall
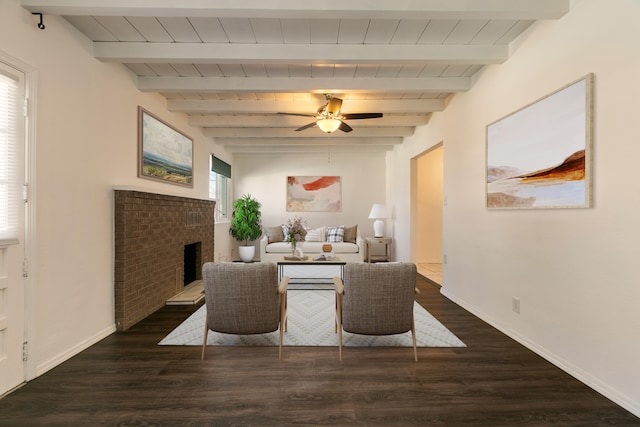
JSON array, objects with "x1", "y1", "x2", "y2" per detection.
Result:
[
  {"x1": 1, "y1": 1, "x2": 221, "y2": 376},
  {"x1": 232, "y1": 151, "x2": 387, "y2": 256},
  {"x1": 392, "y1": 0, "x2": 640, "y2": 416}
]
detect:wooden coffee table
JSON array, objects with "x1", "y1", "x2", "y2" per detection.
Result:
[{"x1": 277, "y1": 257, "x2": 346, "y2": 288}]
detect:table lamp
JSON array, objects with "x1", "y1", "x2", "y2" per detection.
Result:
[{"x1": 368, "y1": 203, "x2": 387, "y2": 237}]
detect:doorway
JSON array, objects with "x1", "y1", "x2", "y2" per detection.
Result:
[{"x1": 411, "y1": 143, "x2": 443, "y2": 285}]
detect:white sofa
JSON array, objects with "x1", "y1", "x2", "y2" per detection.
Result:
[{"x1": 259, "y1": 225, "x2": 365, "y2": 263}]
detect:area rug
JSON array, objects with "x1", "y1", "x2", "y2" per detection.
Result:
[{"x1": 159, "y1": 290, "x2": 466, "y2": 348}]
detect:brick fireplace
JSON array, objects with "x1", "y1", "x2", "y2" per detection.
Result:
[{"x1": 113, "y1": 189, "x2": 215, "y2": 331}]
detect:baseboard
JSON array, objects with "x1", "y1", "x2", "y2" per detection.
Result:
[
  {"x1": 35, "y1": 324, "x2": 117, "y2": 377},
  {"x1": 440, "y1": 287, "x2": 640, "y2": 418}
]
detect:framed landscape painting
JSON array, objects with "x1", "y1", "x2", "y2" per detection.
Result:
[
  {"x1": 138, "y1": 107, "x2": 193, "y2": 187},
  {"x1": 486, "y1": 74, "x2": 593, "y2": 209},
  {"x1": 287, "y1": 176, "x2": 341, "y2": 212}
]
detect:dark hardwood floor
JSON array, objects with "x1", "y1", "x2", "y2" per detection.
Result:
[{"x1": 1, "y1": 276, "x2": 638, "y2": 426}]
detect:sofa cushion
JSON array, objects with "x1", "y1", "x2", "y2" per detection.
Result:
[
  {"x1": 343, "y1": 225, "x2": 357, "y2": 243},
  {"x1": 266, "y1": 241, "x2": 359, "y2": 254},
  {"x1": 305, "y1": 226, "x2": 325, "y2": 242},
  {"x1": 265, "y1": 226, "x2": 284, "y2": 243},
  {"x1": 327, "y1": 226, "x2": 344, "y2": 243}
]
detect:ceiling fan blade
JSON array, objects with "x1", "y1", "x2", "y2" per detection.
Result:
[
  {"x1": 341, "y1": 113, "x2": 383, "y2": 120},
  {"x1": 277, "y1": 112, "x2": 317, "y2": 118},
  {"x1": 339, "y1": 121, "x2": 353, "y2": 133},
  {"x1": 295, "y1": 122, "x2": 318, "y2": 131},
  {"x1": 326, "y1": 97, "x2": 343, "y2": 115}
]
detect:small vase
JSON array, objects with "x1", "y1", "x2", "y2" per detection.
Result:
[{"x1": 290, "y1": 240, "x2": 297, "y2": 256}]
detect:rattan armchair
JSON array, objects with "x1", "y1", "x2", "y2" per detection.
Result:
[
  {"x1": 334, "y1": 262, "x2": 419, "y2": 361},
  {"x1": 201, "y1": 262, "x2": 288, "y2": 360}
]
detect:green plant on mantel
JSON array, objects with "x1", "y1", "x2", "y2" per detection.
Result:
[{"x1": 229, "y1": 194, "x2": 262, "y2": 246}]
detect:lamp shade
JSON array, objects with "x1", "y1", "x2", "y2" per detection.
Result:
[
  {"x1": 317, "y1": 118, "x2": 341, "y2": 133},
  {"x1": 368, "y1": 203, "x2": 387, "y2": 219}
]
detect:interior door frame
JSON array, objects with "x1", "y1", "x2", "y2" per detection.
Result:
[
  {"x1": 0, "y1": 51, "x2": 37, "y2": 386},
  {"x1": 410, "y1": 142, "x2": 444, "y2": 265}
]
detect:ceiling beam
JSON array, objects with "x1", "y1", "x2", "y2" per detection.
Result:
[
  {"x1": 203, "y1": 127, "x2": 415, "y2": 138},
  {"x1": 215, "y1": 136, "x2": 402, "y2": 146},
  {"x1": 143, "y1": 77, "x2": 470, "y2": 94},
  {"x1": 95, "y1": 43, "x2": 508, "y2": 65},
  {"x1": 228, "y1": 145, "x2": 395, "y2": 154},
  {"x1": 189, "y1": 114, "x2": 430, "y2": 127},
  {"x1": 168, "y1": 99, "x2": 445, "y2": 114},
  {"x1": 20, "y1": 0, "x2": 570, "y2": 20}
]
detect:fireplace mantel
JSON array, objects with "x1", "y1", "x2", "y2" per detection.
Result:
[{"x1": 113, "y1": 189, "x2": 215, "y2": 331}]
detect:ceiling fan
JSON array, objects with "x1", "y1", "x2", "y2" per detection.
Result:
[{"x1": 278, "y1": 95, "x2": 383, "y2": 133}]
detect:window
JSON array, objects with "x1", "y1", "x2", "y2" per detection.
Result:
[
  {"x1": 210, "y1": 156, "x2": 231, "y2": 221},
  {"x1": 0, "y1": 66, "x2": 19, "y2": 241}
]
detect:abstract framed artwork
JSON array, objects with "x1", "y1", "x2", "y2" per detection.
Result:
[
  {"x1": 138, "y1": 106, "x2": 193, "y2": 187},
  {"x1": 287, "y1": 176, "x2": 341, "y2": 212},
  {"x1": 486, "y1": 74, "x2": 593, "y2": 209}
]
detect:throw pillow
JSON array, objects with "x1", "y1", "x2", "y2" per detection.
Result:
[
  {"x1": 305, "y1": 227, "x2": 324, "y2": 242},
  {"x1": 343, "y1": 225, "x2": 357, "y2": 243},
  {"x1": 327, "y1": 226, "x2": 345, "y2": 243},
  {"x1": 281, "y1": 225, "x2": 289, "y2": 241},
  {"x1": 265, "y1": 226, "x2": 284, "y2": 243}
]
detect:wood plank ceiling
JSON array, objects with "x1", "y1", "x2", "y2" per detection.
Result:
[{"x1": 20, "y1": 1, "x2": 570, "y2": 153}]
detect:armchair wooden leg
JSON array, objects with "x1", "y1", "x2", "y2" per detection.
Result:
[
  {"x1": 336, "y1": 294, "x2": 343, "y2": 361},
  {"x1": 411, "y1": 317, "x2": 417, "y2": 362},
  {"x1": 284, "y1": 291, "x2": 288, "y2": 332},
  {"x1": 278, "y1": 293, "x2": 287, "y2": 360},
  {"x1": 201, "y1": 315, "x2": 209, "y2": 360}
]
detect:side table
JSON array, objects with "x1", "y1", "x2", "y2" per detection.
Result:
[{"x1": 366, "y1": 237, "x2": 392, "y2": 263}]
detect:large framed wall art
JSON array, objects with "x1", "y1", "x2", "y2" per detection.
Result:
[
  {"x1": 486, "y1": 74, "x2": 593, "y2": 209},
  {"x1": 138, "y1": 106, "x2": 193, "y2": 187},
  {"x1": 287, "y1": 176, "x2": 341, "y2": 212}
]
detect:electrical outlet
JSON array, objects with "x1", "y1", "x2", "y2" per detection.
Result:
[{"x1": 512, "y1": 297, "x2": 521, "y2": 314}]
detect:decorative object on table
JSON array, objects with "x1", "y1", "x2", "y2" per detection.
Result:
[
  {"x1": 284, "y1": 216, "x2": 307, "y2": 255},
  {"x1": 229, "y1": 194, "x2": 262, "y2": 262},
  {"x1": 486, "y1": 73, "x2": 593, "y2": 209},
  {"x1": 137, "y1": 106, "x2": 193, "y2": 187},
  {"x1": 368, "y1": 203, "x2": 388, "y2": 237},
  {"x1": 286, "y1": 176, "x2": 341, "y2": 212},
  {"x1": 284, "y1": 254, "x2": 308, "y2": 261},
  {"x1": 322, "y1": 243, "x2": 333, "y2": 253},
  {"x1": 314, "y1": 253, "x2": 336, "y2": 261}
]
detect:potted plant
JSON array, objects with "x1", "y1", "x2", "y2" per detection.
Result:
[{"x1": 229, "y1": 194, "x2": 263, "y2": 262}]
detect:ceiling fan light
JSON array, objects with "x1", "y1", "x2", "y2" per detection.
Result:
[{"x1": 317, "y1": 118, "x2": 341, "y2": 133}]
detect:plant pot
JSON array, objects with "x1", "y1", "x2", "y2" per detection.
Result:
[{"x1": 238, "y1": 245, "x2": 255, "y2": 263}]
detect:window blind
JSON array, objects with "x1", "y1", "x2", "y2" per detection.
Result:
[
  {"x1": 212, "y1": 156, "x2": 231, "y2": 178},
  {"x1": 0, "y1": 69, "x2": 19, "y2": 241}
]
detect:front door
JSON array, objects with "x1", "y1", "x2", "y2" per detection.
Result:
[{"x1": 0, "y1": 60, "x2": 27, "y2": 396}]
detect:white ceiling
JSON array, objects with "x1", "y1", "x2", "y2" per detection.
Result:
[{"x1": 20, "y1": 0, "x2": 570, "y2": 154}]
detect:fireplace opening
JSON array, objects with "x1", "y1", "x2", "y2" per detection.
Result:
[{"x1": 184, "y1": 242, "x2": 201, "y2": 286}]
